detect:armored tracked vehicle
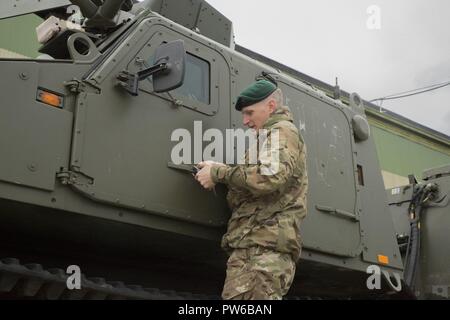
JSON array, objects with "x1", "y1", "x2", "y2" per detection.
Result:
[{"x1": 0, "y1": 0, "x2": 449, "y2": 299}]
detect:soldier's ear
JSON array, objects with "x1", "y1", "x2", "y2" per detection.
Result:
[{"x1": 268, "y1": 98, "x2": 277, "y2": 114}]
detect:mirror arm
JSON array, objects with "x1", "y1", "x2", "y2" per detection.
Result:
[
  {"x1": 137, "y1": 63, "x2": 168, "y2": 81},
  {"x1": 117, "y1": 63, "x2": 168, "y2": 96}
]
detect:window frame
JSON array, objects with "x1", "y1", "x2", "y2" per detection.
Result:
[{"x1": 127, "y1": 28, "x2": 220, "y2": 116}]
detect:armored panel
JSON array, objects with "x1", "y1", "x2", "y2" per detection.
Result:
[
  {"x1": 0, "y1": 61, "x2": 72, "y2": 191},
  {"x1": 153, "y1": 0, "x2": 234, "y2": 47},
  {"x1": 69, "y1": 20, "x2": 231, "y2": 227},
  {"x1": 159, "y1": 0, "x2": 202, "y2": 29},
  {"x1": 196, "y1": 2, "x2": 234, "y2": 48},
  {"x1": 282, "y1": 85, "x2": 361, "y2": 257}
]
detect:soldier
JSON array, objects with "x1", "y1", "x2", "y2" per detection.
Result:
[{"x1": 195, "y1": 79, "x2": 308, "y2": 300}]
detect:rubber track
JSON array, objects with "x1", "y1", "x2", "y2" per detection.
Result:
[
  {"x1": 1, "y1": 257, "x2": 406, "y2": 300},
  {"x1": 0, "y1": 257, "x2": 219, "y2": 300}
]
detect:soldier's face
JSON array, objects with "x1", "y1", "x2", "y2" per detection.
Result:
[{"x1": 241, "y1": 98, "x2": 276, "y2": 131}]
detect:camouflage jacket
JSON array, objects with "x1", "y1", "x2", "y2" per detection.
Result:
[{"x1": 211, "y1": 106, "x2": 308, "y2": 261}]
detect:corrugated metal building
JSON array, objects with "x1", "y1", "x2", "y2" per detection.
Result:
[{"x1": 2, "y1": 14, "x2": 449, "y2": 189}]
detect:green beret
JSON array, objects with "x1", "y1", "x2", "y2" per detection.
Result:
[{"x1": 235, "y1": 80, "x2": 277, "y2": 111}]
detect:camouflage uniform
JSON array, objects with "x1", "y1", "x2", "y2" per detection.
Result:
[{"x1": 211, "y1": 106, "x2": 308, "y2": 300}]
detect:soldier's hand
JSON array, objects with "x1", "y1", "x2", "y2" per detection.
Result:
[{"x1": 195, "y1": 162, "x2": 217, "y2": 190}]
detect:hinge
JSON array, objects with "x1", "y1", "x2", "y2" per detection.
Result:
[
  {"x1": 56, "y1": 170, "x2": 75, "y2": 185},
  {"x1": 64, "y1": 78, "x2": 101, "y2": 94},
  {"x1": 57, "y1": 169, "x2": 94, "y2": 186}
]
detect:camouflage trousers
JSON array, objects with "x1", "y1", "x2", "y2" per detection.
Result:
[{"x1": 221, "y1": 246, "x2": 296, "y2": 300}]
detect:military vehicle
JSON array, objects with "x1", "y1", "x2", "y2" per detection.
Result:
[{"x1": 0, "y1": 0, "x2": 449, "y2": 299}]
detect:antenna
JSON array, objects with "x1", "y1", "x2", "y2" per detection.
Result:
[{"x1": 333, "y1": 77, "x2": 341, "y2": 100}]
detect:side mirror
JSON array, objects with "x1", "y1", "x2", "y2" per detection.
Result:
[
  {"x1": 152, "y1": 40, "x2": 186, "y2": 93},
  {"x1": 117, "y1": 40, "x2": 186, "y2": 96}
]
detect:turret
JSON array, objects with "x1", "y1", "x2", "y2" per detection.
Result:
[{"x1": 71, "y1": 0, "x2": 133, "y2": 29}]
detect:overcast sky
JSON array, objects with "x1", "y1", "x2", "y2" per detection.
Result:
[{"x1": 206, "y1": 0, "x2": 450, "y2": 136}]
